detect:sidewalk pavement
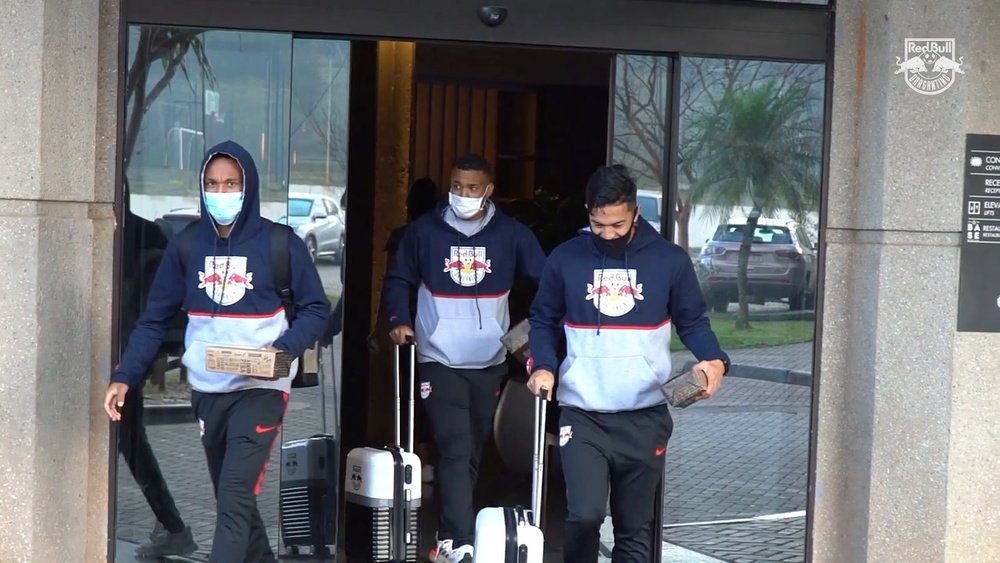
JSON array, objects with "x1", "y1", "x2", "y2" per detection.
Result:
[{"x1": 116, "y1": 340, "x2": 815, "y2": 562}]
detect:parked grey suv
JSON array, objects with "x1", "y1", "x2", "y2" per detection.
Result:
[
  {"x1": 696, "y1": 218, "x2": 817, "y2": 312},
  {"x1": 281, "y1": 192, "x2": 345, "y2": 264}
]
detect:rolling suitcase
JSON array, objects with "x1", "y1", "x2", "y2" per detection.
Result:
[
  {"x1": 344, "y1": 342, "x2": 422, "y2": 562},
  {"x1": 472, "y1": 389, "x2": 548, "y2": 562},
  {"x1": 279, "y1": 343, "x2": 339, "y2": 557}
]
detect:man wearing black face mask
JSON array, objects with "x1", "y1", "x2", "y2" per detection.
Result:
[{"x1": 526, "y1": 164, "x2": 729, "y2": 562}]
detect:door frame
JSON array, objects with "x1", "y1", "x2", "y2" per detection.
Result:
[{"x1": 111, "y1": 1, "x2": 835, "y2": 560}]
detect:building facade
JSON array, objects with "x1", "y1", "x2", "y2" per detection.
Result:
[{"x1": 0, "y1": 0, "x2": 996, "y2": 561}]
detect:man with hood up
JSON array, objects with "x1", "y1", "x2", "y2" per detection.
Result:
[
  {"x1": 381, "y1": 154, "x2": 546, "y2": 563},
  {"x1": 104, "y1": 140, "x2": 330, "y2": 562},
  {"x1": 527, "y1": 164, "x2": 729, "y2": 562}
]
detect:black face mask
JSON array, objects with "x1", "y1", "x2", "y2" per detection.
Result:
[{"x1": 591, "y1": 227, "x2": 632, "y2": 258}]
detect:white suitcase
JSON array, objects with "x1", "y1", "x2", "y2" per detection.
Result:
[
  {"x1": 472, "y1": 389, "x2": 548, "y2": 562},
  {"x1": 344, "y1": 343, "x2": 422, "y2": 562}
]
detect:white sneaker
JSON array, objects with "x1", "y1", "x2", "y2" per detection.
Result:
[{"x1": 430, "y1": 539, "x2": 474, "y2": 563}]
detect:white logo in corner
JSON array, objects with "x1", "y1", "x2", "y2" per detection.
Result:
[
  {"x1": 199, "y1": 419, "x2": 205, "y2": 437},
  {"x1": 198, "y1": 256, "x2": 253, "y2": 306},
  {"x1": 559, "y1": 425, "x2": 573, "y2": 447},
  {"x1": 585, "y1": 269, "x2": 643, "y2": 317},
  {"x1": 443, "y1": 246, "x2": 492, "y2": 286},
  {"x1": 419, "y1": 382, "x2": 432, "y2": 400},
  {"x1": 896, "y1": 38, "x2": 963, "y2": 95}
]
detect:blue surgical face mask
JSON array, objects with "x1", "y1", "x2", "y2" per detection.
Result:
[{"x1": 204, "y1": 191, "x2": 244, "y2": 226}]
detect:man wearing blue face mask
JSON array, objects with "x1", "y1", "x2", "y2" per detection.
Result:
[
  {"x1": 381, "y1": 154, "x2": 546, "y2": 563},
  {"x1": 103, "y1": 141, "x2": 330, "y2": 563}
]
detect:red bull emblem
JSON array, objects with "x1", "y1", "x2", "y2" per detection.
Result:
[
  {"x1": 585, "y1": 269, "x2": 643, "y2": 317},
  {"x1": 559, "y1": 425, "x2": 573, "y2": 447},
  {"x1": 443, "y1": 246, "x2": 492, "y2": 287},
  {"x1": 198, "y1": 256, "x2": 254, "y2": 306},
  {"x1": 896, "y1": 38, "x2": 963, "y2": 95}
]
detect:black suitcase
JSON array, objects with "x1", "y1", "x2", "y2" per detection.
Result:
[{"x1": 279, "y1": 344, "x2": 339, "y2": 558}]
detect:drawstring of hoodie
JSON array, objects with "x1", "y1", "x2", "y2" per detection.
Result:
[
  {"x1": 596, "y1": 252, "x2": 607, "y2": 335},
  {"x1": 625, "y1": 249, "x2": 638, "y2": 313}
]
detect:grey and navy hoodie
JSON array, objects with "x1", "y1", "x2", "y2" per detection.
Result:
[
  {"x1": 382, "y1": 201, "x2": 546, "y2": 369},
  {"x1": 112, "y1": 141, "x2": 330, "y2": 394},
  {"x1": 529, "y1": 218, "x2": 728, "y2": 412}
]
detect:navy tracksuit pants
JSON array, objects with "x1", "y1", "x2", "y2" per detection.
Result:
[
  {"x1": 192, "y1": 388, "x2": 287, "y2": 563},
  {"x1": 418, "y1": 361, "x2": 508, "y2": 546},
  {"x1": 559, "y1": 404, "x2": 673, "y2": 563}
]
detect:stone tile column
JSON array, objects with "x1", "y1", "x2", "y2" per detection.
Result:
[
  {"x1": 818, "y1": 1, "x2": 999, "y2": 561},
  {"x1": 0, "y1": 0, "x2": 119, "y2": 561}
]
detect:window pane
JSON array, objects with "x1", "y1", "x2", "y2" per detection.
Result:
[
  {"x1": 663, "y1": 56, "x2": 825, "y2": 563},
  {"x1": 115, "y1": 26, "x2": 294, "y2": 560}
]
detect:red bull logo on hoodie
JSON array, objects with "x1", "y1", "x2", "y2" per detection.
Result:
[
  {"x1": 443, "y1": 246, "x2": 492, "y2": 287},
  {"x1": 585, "y1": 268, "x2": 643, "y2": 317},
  {"x1": 198, "y1": 256, "x2": 254, "y2": 306}
]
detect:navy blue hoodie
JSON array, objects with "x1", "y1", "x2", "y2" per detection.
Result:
[
  {"x1": 382, "y1": 201, "x2": 546, "y2": 368},
  {"x1": 112, "y1": 141, "x2": 330, "y2": 394},
  {"x1": 529, "y1": 218, "x2": 728, "y2": 412}
]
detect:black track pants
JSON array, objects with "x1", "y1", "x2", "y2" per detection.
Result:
[
  {"x1": 418, "y1": 361, "x2": 508, "y2": 546},
  {"x1": 192, "y1": 388, "x2": 287, "y2": 563},
  {"x1": 559, "y1": 404, "x2": 673, "y2": 563}
]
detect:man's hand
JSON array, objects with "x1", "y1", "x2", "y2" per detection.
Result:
[
  {"x1": 262, "y1": 345, "x2": 281, "y2": 353},
  {"x1": 390, "y1": 325, "x2": 415, "y2": 346},
  {"x1": 527, "y1": 369, "x2": 555, "y2": 401},
  {"x1": 693, "y1": 359, "x2": 726, "y2": 401},
  {"x1": 104, "y1": 383, "x2": 129, "y2": 421}
]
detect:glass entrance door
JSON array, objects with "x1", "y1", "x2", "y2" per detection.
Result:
[
  {"x1": 114, "y1": 26, "x2": 350, "y2": 561},
  {"x1": 608, "y1": 54, "x2": 825, "y2": 563}
]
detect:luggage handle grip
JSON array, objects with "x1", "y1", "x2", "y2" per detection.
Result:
[
  {"x1": 393, "y1": 340, "x2": 417, "y2": 453},
  {"x1": 530, "y1": 387, "x2": 548, "y2": 527}
]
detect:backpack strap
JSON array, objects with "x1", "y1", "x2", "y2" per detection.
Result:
[
  {"x1": 177, "y1": 221, "x2": 199, "y2": 275},
  {"x1": 270, "y1": 223, "x2": 294, "y2": 321}
]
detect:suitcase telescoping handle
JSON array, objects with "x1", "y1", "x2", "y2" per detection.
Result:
[
  {"x1": 393, "y1": 337, "x2": 416, "y2": 453},
  {"x1": 530, "y1": 387, "x2": 548, "y2": 528}
]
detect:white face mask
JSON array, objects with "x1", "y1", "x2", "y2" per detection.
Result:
[{"x1": 449, "y1": 192, "x2": 485, "y2": 220}]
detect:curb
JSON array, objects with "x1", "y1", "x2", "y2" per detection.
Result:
[{"x1": 681, "y1": 361, "x2": 812, "y2": 387}]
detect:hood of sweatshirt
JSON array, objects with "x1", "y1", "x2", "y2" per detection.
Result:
[{"x1": 198, "y1": 140, "x2": 266, "y2": 244}]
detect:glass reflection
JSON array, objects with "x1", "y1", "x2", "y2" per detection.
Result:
[
  {"x1": 610, "y1": 54, "x2": 824, "y2": 562},
  {"x1": 116, "y1": 26, "x2": 350, "y2": 561}
]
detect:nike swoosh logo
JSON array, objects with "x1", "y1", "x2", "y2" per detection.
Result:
[
  {"x1": 255, "y1": 424, "x2": 278, "y2": 434},
  {"x1": 655, "y1": 447, "x2": 666, "y2": 456}
]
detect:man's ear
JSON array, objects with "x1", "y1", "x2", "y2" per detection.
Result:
[{"x1": 485, "y1": 183, "x2": 495, "y2": 200}]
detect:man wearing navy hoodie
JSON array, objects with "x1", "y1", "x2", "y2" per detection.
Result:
[
  {"x1": 104, "y1": 141, "x2": 330, "y2": 563},
  {"x1": 527, "y1": 165, "x2": 730, "y2": 563},
  {"x1": 382, "y1": 154, "x2": 546, "y2": 563}
]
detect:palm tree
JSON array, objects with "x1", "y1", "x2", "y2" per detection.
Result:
[{"x1": 691, "y1": 80, "x2": 821, "y2": 329}]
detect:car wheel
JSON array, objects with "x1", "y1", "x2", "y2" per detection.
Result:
[
  {"x1": 305, "y1": 236, "x2": 318, "y2": 263},
  {"x1": 788, "y1": 290, "x2": 805, "y2": 311},
  {"x1": 708, "y1": 292, "x2": 729, "y2": 313},
  {"x1": 335, "y1": 234, "x2": 345, "y2": 265}
]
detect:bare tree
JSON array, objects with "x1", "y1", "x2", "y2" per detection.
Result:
[{"x1": 123, "y1": 28, "x2": 215, "y2": 170}]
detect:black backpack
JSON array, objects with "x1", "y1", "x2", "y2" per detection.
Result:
[{"x1": 177, "y1": 221, "x2": 318, "y2": 388}]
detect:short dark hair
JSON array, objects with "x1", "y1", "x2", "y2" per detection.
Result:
[
  {"x1": 454, "y1": 153, "x2": 493, "y2": 179},
  {"x1": 585, "y1": 164, "x2": 637, "y2": 210}
]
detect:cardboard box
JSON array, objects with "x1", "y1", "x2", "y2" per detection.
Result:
[{"x1": 205, "y1": 346, "x2": 293, "y2": 380}]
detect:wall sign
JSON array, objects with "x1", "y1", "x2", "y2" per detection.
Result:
[{"x1": 957, "y1": 133, "x2": 1000, "y2": 332}]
